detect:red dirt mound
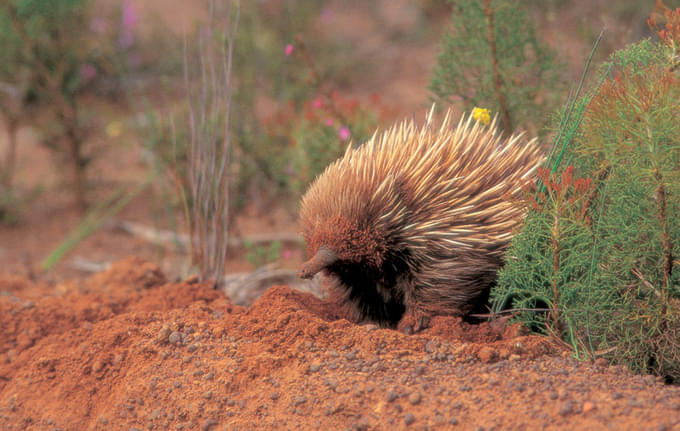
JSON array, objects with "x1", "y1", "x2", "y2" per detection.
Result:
[{"x1": 1, "y1": 258, "x2": 679, "y2": 430}]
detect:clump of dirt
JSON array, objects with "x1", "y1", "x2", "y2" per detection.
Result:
[{"x1": 1, "y1": 257, "x2": 679, "y2": 430}]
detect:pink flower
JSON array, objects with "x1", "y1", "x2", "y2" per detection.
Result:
[
  {"x1": 338, "y1": 126, "x2": 350, "y2": 141},
  {"x1": 80, "y1": 63, "x2": 97, "y2": 81},
  {"x1": 119, "y1": 0, "x2": 138, "y2": 48},
  {"x1": 312, "y1": 98, "x2": 323, "y2": 109},
  {"x1": 284, "y1": 44, "x2": 294, "y2": 56},
  {"x1": 282, "y1": 250, "x2": 292, "y2": 259},
  {"x1": 122, "y1": 0, "x2": 138, "y2": 31},
  {"x1": 325, "y1": 118, "x2": 334, "y2": 126}
]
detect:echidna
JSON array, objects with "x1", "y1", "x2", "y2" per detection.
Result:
[{"x1": 297, "y1": 107, "x2": 542, "y2": 331}]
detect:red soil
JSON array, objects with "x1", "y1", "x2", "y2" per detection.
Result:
[{"x1": 1, "y1": 257, "x2": 679, "y2": 430}]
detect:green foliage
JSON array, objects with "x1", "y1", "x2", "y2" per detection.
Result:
[
  {"x1": 430, "y1": 0, "x2": 564, "y2": 135},
  {"x1": 494, "y1": 13, "x2": 680, "y2": 381},
  {"x1": 227, "y1": 1, "x2": 357, "y2": 209},
  {"x1": 264, "y1": 94, "x2": 383, "y2": 202},
  {"x1": 244, "y1": 240, "x2": 281, "y2": 269},
  {"x1": 0, "y1": 0, "x2": 117, "y2": 209},
  {"x1": 140, "y1": 2, "x2": 375, "y2": 213}
]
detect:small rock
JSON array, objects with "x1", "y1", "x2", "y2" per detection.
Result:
[
  {"x1": 168, "y1": 332, "x2": 182, "y2": 345},
  {"x1": 404, "y1": 413, "x2": 416, "y2": 426},
  {"x1": 425, "y1": 340, "x2": 439, "y2": 353},
  {"x1": 582, "y1": 401, "x2": 596, "y2": 413},
  {"x1": 548, "y1": 391, "x2": 558, "y2": 400},
  {"x1": 187, "y1": 344, "x2": 198, "y2": 353},
  {"x1": 477, "y1": 347, "x2": 498, "y2": 364},
  {"x1": 508, "y1": 354, "x2": 520, "y2": 361},
  {"x1": 157, "y1": 327, "x2": 172, "y2": 343},
  {"x1": 294, "y1": 396, "x2": 307, "y2": 405},
  {"x1": 558, "y1": 400, "x2": 573, "y2": 416},
  {"x1": 387, "y1": 391, "x2": 399, "y2": 402},
  {"x1": 202, "y1": 391, "x2": 212, "y2": 399},
  {"x1": 309, "y1": 363, "x2": 321, "y2": 373},
  {"x1": 408, "y1": 392, "x2": 421, "y2": 405},
  {"x1": 201, "y1": 419, "x2": 218, "y2": 431},
  {"x1": 270, "y1": 392, "x2": 280, "y2": 400},
  {"x1": 449, "y1": 417, "x2": 459, "y2": 425}
]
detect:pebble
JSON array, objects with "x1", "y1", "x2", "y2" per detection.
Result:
[
  {"x1": 408, "y1": 392, "x2": 421, "y2": 405},
  {"x1": 387, "y1": 391, "x2": 399, "y2": 402},
  {"x1": 425, "y1": 340, "x2": 439, "y2": 353},
  {"x1": 294, "y1": 396, "x2": 307, "y2": 405},
  {"x1": 202, "y1": 391, "x2": 212, "y2": 399},
  {"x1": 168, "y1": 332, "x2": 182, "y2": 345},
  {"x1": 157, "y1": 327, "x2": 171, "y2": 343},
  {"x1": 201, "y1": 419, "x2": 218, "y2": 431},
  {"x1": 187, "y1": 344, "x2": 198, "y2": 352},
  {"x1": 477, "y1": 347, "x2": 497, "y2": 363},
  {"x1": 404, "y1": 413, "x2": 415, "y2": 425},
  {"x1": 270, "y1": 392, "x2": 280, "y2": 400},
  {"x1": 558, "y1": 400, "x2": 573, "y2": 416},
  {"x1": 582, "y1": 401, "x2": 596, "y2": 413}
]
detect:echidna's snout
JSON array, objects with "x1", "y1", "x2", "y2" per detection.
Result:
[{"x1": 297, "y1": 245, "x2": 338, "y2": 279}]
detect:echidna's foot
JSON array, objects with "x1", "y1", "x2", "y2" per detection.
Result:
[{"x1": 397, "y1": 306, "x2": 430, "y2": 334}]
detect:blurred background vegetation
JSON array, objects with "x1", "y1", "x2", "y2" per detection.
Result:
[{"x1": 1, "y1": 0, "x2": 679, "y2": 380}]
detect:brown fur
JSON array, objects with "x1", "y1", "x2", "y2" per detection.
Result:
[{"x1": 298, "y1": 107, "x2": 543, "y2": 329}]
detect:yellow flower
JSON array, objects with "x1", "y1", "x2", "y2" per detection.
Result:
[
  {"x1": 105, "y1": 121, "x2": 123, "y2": 138},
  {"x1": 472, "y1": 107, "x2": 491, "y2": 126}
]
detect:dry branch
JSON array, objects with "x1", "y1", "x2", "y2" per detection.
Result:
[{"x1": 112, "y1": 219, "x2": 301, "y2": 251}]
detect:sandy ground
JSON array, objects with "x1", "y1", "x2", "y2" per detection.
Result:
[{"x1": 0, "y1": 258, "x2": 679, "y2": 431}]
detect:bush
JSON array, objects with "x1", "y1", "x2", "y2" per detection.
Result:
[
  {"x1": 0, "y1": 0, "x2": 117, "y2": 210},
  {"x1": 430, "y1": 0, "x2": 564, "y2": 136},
  {"x1": 493, "y1": 5, "x2": 680, "y2": 381}
]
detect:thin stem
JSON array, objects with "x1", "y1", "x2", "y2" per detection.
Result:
[{"x1": 482, "y1": 0, "x2": 512, "y2": 133}]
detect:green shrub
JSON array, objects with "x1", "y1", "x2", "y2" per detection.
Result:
[
  {"x1": 493, "y1": 6, "x2": 680, "y2": 381},
  {"x1": 430, "y1": 0, "x2": 564, "y2": 136},
  {"x1": 0, "y1": 0, "x2": 117, "y2": 209}
]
